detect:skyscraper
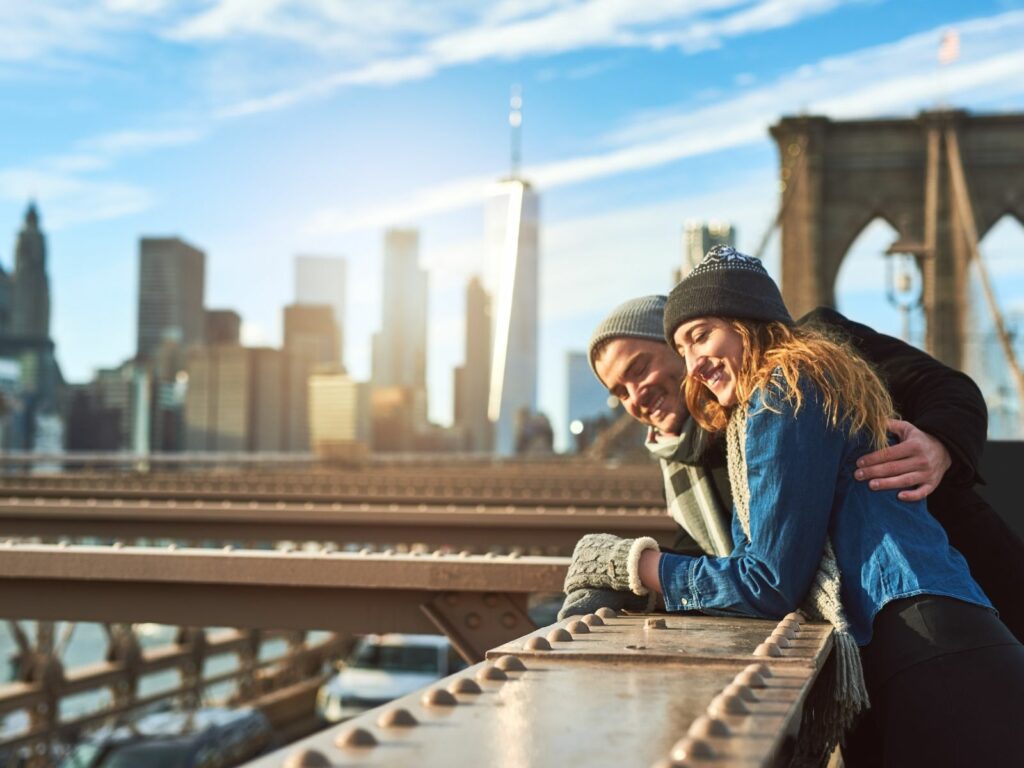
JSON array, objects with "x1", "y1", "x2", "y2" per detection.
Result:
[
  {"x1": 309, "y1": 370, "x2": 371, "y2": 457},
  {"x1": 485, "y1": 178, "x2": 540, "y2": 456},
  {"x1": 295, "y1": 255, "x2": 347, "y2": 368},
  {"x1": 283, "y1": 304, "x2": 339, "y2": 451},
  {"x1": 453, "y1": 275, "x2": 492, "y2": 452},
  {"x1": 372, "y1": 228, "x2": 428, "y2": 391},
  {"x1": 10, "y1": 202, "x2": 50, "y2": 339},
  {"x1": 136, "y1": 237, "x2": 206, "y2": 360},
  {"x1": 1, "y1": 203, "x2": 63, "y2": 449},
  {"x1": 184, "y1": 345, "x2": 285, "y2": 452}
]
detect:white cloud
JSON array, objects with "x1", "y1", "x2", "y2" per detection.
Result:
[
  {"x1": 208, "y1": 0, "x2": 850, "y2": 116},
  {"x1": 305, "y1": 10, "x2": 1024, "y2": 237}
]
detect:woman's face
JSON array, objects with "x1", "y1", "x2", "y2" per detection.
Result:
[{"x1": 673, "y1": 317, "x2": 744, "y2": 406}]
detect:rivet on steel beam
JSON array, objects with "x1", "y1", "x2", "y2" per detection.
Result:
[
  {"x1": 449, "y1": 677, "x2": 483, "y2": 694},
  {"x1": 377, "y1": 707, "x2": 418, "y2": 728},
  {"x1": 482, "y1": 593, "x2": 499, "y2": 607},
  {"x1": 459, "y1": 550, "x2": 473, "y2": 558},
  {"x1": 546, "y1": 628, "x2": 572, "y2": 643},
  {"x1": 688, "y1": 715, "x2": 731, "y2": 738},
  {"x1": 432, "y1": 549, "x2": 445, "y2": 557},
  {"x1": 382, "y1": 548, "x2": 395, "y2": 556},
  {"x1": 222, "y1": 545, "x2": 234, "y2": 552},
  {"x1": 283, "y1": 748, "x2": 331, "y2": 768},
  {"x1": 645, "y1": 617, "x2": 667, "y2": 629},
  {"x1": 779, "y1": 618, "x2": 802, "y2": 634},
  {"x1": 784, "y1": 611, "x2": 803, "y2": 625},
  {"x1": 651, "y1": 759, "x2": 689, "y2": 768},
  {"x1": 773, "y1": 623, "x2": 797, "y2": 640},
  {"x1": 421, "y1": 688, "x2": 458, "y2": 707},
  {"x1": 334, "y1": 727, "x2": 377, "y2": 749},
  {"x1": 724, "y1": 682, "x2": 757, "y2": 702},
  {"x1": 768, "y1": 632, "x2": 792, "y2": 648},
  {"x1": 494, "y1": 655, "x2": 526, "y2": 672},
  {"x1": 709, "y1": 692, "x2": 749, "y2": 717},
  {"x1": 112, "y1": 541, "x2": 124, "y2": 549},
  {"x1": 443, "y1": 593, "x2": 458, "y2": 607},
  {"x1": 753, "y1": 641, "x2": 782, "y2": 657},
  {"x1": 734, "y1": 668, "x2": 767, "y2": 688},
  {"x1": 744, "y1": 662, "x2": 773, "y2": 678},
  {"x1": 465, "y1": 613, "x2": 482, "y2": 630},
  {"x1": 595, "y1": 607, "x2": 619, "y2": 619},
  {"x1": 167, "y1": 543, "x2": 177, "y2": 551},
  {"x1": 671, "y1": 736, "x2": 715, "y2": 762},
  {"x1": 358, "y1": 547, "x2": 372, "y2": 556},
  {"x1": 524, "y1": 637, "x2": 551, "y2": 651},
  {"x1": 582, "y1": 614, "x2": 605, "y2": 627},
  {"x1": 566, "y1": 620, "x2": 590, "y2": 635},
  {"x1": 476, "y1": 664, "x2": 508, "y2": 682}
]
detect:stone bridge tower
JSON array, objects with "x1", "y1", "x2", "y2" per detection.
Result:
[{"x1": 770, "y1": 110, "x2": 1024, "y2": 369}]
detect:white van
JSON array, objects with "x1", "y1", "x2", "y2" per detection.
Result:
[{"x1": 316, "y1": 634, "x2": 467, "y2": 723}]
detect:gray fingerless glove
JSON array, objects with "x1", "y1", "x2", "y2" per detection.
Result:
[
  {"x1": 563, "y1": 533, "x2": 660, "y2": 596},
  {"x1": 558, "y1": 587, "x2": 655, "y2": 621}
]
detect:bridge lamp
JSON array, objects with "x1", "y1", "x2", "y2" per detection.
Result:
[{"x1": 884, "y1": 238, "x2": 926, "y2": 343}]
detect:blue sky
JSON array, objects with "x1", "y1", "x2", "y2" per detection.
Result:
[{"x1": 3, "y1": 0, "x2": 1024, "y2": 448}]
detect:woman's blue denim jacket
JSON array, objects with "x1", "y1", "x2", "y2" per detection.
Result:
[{"x1": 658, "y1": 376, "x2": 991, "y2": 646}]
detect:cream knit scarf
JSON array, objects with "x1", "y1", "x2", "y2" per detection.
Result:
[{"x1": 726, "y1": 402, "x2": 870, "y2": 763}]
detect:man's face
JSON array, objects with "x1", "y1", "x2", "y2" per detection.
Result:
[{"x1": 594, "y1": 337, "x2": 687, "y2": 435}]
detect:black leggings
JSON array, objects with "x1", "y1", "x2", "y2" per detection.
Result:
[{"x1": 843, "y1": 596, "x2": 1024, "y2": 767}]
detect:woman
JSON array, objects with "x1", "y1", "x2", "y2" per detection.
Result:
[{"x1": 561, "y1": 246, "x2": 1024, "y2": 766}]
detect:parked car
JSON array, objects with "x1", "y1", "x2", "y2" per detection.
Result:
[
  {"x1": 57, "y1": 706, "x2": 273, "y2": 768},
  {"x1": 316, "y1": 634, "x2": 466, "y2": 723}
]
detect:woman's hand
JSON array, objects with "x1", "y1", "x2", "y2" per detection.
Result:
[{"x1": 854, "y1": 419, "x2": 952, "y2": 501}]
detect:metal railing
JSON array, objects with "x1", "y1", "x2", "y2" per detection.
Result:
[{"x1": 244, "y1": 610, "x2": 834, "y2": 768}]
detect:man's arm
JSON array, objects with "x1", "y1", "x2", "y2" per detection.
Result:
[{"x1": 801, "y1": 307, "x2": 987, "y2": 493}]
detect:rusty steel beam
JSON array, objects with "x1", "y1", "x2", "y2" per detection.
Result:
[
  {"x1": 0, "y1": 543, "x2": 567, "y2": 633},
  {"x1": 245, "y1": 611, "x2": 833, "y2": 768},
  {"x1": 0, "y1": 481, "x2": 663, "y2": 508},
  {"x1": 0, "y1": 498, "x2": 673, "y2": 549}
]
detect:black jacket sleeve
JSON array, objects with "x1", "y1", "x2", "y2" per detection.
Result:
[{"x1": 799, "y1": 307, "x2": 987, "y2": 485}]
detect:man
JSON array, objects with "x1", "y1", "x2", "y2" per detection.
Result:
[{"x1": 562, "y1": 292, "x2": 1024, "y2": 641}]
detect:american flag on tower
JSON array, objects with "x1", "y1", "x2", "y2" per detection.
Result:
[{"x1": 939, "y1": 28, "x2": 960, "y2": 65}]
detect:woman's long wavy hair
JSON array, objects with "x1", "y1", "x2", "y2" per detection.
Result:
[{"x1": 683, "y1": 320, "x2": 895, "y2": 449}]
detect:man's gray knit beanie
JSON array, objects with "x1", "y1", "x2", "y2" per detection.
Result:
[{"x1": 588, "y1": 295, "x2": 667, "y2": 379}]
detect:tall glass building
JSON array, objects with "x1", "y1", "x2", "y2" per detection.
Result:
[
  {"x1": 136, "y1": 237, "x2": 206, "y2": 360},
  {"x1": 372, "y1": 228, "x2": 428, "y2": 392},
  {"x1": 485, "y1": 178, "x2": 539, "y2": 456},
  {"x1": 295, "y1": 255, "x2": 347, "y2": 368}
]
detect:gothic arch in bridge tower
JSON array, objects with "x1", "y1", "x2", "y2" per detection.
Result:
[{"x1": 770, "y1": 110, "x2": 1024, "y2": 369}]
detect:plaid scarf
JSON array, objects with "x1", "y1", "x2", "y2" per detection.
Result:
[{"x1": 645, "y1": 416, "x2": 734, "y2": 557}]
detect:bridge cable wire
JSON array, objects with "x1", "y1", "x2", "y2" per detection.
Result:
[{"x1": 944, "y1": 128, "x2": 1024, "y2": 421}]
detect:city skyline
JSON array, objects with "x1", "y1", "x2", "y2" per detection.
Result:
[{"x1": 3, "y1": 3, "x2": 1024, "y2": 447}]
